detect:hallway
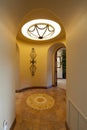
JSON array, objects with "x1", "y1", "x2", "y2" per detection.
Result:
[
  {"x1": 14, "y1": 87, "x2": 66, "y2": 130},
  {"x1": 1, "y1": 1, "x2": 87, "y2": 130}
]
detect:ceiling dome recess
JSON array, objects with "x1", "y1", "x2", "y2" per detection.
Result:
[{"x1": 21, "y1": 19, "x2": 61, "y2": 41}]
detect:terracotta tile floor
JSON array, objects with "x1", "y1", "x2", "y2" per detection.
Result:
[{"x1": 14, "y1": 87, "x2": 66, "y2": 130}]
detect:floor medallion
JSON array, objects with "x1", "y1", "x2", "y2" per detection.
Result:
[{"x1": 26, "y1": 93, "x2": 55, "y2": 110}]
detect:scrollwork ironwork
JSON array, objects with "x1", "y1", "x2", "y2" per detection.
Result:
[{"x1": 30, "y1": 48, "x2": 37, "y2": 76}]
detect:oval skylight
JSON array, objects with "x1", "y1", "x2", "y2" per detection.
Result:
[{"x1": 21, "y1": 19, "x2": 61, "y2": 41}]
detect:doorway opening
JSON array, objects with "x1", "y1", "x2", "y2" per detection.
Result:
[{"x1": 55, "y1": 47, "x2": 66, "y2": 89}]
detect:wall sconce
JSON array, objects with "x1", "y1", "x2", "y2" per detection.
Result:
[{"x1": 30, "y1": 48, "x2": 37, "y2": 76}]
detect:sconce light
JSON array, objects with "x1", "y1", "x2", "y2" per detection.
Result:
[{"x1": 30, "y1": 48, "x2": 37, "y2": 76}]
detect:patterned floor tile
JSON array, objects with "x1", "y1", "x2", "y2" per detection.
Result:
[{"x1": 14, "y1": 87, "x2": 66, "y2": 130}]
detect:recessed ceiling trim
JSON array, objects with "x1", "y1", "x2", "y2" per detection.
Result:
[{"x1": 21, "y1": 19, "x2": 61, "y2": 41}]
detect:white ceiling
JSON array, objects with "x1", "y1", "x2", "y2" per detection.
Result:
[{"x1": 0, "y1": 0, "x2": 87, "y2": 35}]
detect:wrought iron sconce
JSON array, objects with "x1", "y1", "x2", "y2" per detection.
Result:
[{"x1": 30, "y1": 48, "x2": 37, "y2": 76}]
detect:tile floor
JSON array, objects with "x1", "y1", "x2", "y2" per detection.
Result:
[{"x1": 14, "y1": 87, "x2": 66, "y2": 130}]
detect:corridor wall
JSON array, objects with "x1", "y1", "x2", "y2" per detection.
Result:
[{"x1": 67, "y1": 3, "x2": 87, "y2": 129}]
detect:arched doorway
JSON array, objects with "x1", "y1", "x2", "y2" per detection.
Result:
[
  {"x1": 55, "y1": 47, "x2": 66, "y2": 88},
  {"x1": 47, "y1": 43, "x2": 66, "y2": 87}
]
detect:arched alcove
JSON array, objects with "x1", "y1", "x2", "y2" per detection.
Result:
[
  {"x1": 16, "y1": 8, "x2": 66, "y2": 89},
  {"x1": 16, "y1": 8, "x2": 66, "y2": 44}
]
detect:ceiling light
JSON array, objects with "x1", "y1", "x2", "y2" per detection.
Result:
[{"x1": 21, "y1": 19, "x2": 61, "y2": 41}]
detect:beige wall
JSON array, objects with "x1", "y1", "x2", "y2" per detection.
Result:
[
  {"x1": 17, "y1": 42, "x2": 49, "y2": 89},
  {"x1": 0, "y1": 9, "x2": 16, "y2": 130},
  {"x1": 47, "y1": 47, "x2": 53, "y2": 87},
  {"x1": 15, "y1": 45, "x2": 20, "y2": 90},
  {"x1": 67, "y1": 4, "x2": 87, "y2": 129}
]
